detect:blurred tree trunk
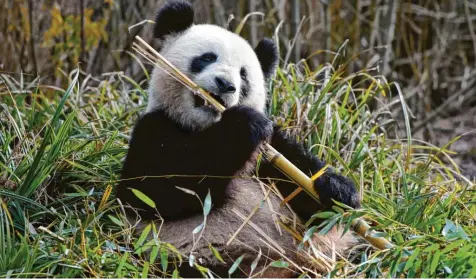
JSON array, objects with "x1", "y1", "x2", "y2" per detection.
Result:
[
  {"x1": 249, "y1": 0, "x2": 258, "y2": 46},
  {"x1": 379, "y1": 0, "x2": 398, "y2": 76},
  {"x1": 291, "y1": 0, "x2": 300, "y2": 63}
]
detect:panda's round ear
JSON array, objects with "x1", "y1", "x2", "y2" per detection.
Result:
[
  {"x1": 154, "y1": 0, "x2": 194, "y2": 40},
  {"x1": 254, "y1": 38, "x2": 279, "y2": 80}
]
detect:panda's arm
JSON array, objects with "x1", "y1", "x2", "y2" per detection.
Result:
[
  {"x1": 258, "y1": 126, "x2": 360, "y2": 223},
  {"x1": 118, "y1": 107, "x2": 272, "y2": 220},
  {"x1": 117, "y1": 110, "x2": 207, "y2": 220}
]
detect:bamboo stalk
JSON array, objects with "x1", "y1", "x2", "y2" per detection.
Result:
[{"x1": 132, "y1": 36, "x2": 393, "y2": 250}]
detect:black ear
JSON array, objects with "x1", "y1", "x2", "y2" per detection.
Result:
[
  {"x1": 154, "y1": 0, "x2": 194, "y2": 40},
  {"x1": 254, "y1": 38, "x2": 278, "y2": 80}
]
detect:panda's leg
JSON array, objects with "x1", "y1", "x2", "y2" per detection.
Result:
[{"x1": 258, "y1": 126, "x2": 360, "y2": 223}]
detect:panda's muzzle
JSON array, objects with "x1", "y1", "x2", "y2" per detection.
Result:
[
  {"x1": 194, "y1": 93, "x2": 227, "y2": 109},
  {"x1": 215, "y1": 77, "x2": 236, "y2": 94},
  {"x1": 194, "y1": 77, "x2": 234, "y2": 109}
]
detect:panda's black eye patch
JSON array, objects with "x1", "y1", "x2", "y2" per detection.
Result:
[
  {"x1": 191, "y1": 52, "x2": 217, "y2": 73},
  {"x1": 240, "y1": 67, "x2": 247, "y2": 79},
  {"x1": 240, "y1": 67, "x2": 250, "y2": 98},
  {"x1": 200, "y1": 53, "x2": 217, "y2": 62}
]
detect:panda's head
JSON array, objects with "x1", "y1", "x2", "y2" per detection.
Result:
[{"x1": 146, "y1": 0, "x2": 278, "y2": 130}]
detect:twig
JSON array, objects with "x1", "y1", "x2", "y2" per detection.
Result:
[
  {"x1": 226, "y1": 187, "x2": 272, "y2": 246},
  {"x1": 38, "y1": 226, "x2": 66, "y2": 242},
  {"x1": 231, "y1": 208, "x2": 286, "y2": 254}
]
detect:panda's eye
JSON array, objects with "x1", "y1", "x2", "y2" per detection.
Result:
[
  {"x1": 200, "y1": 53, "x2": 217, "y2": 63},
  {"x1": 191, "y1": 53, "x2": 218, "y2": 73},
  {"x1": 240, "y1": 68, "x2": 247, "y2": 79}
]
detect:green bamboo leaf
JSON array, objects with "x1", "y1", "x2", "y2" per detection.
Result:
[
  {"x1": 189, "y1": 254, "x2": 195, "y2": 267},
  {"x1": 108, "y1": 215, "x2": 124, "y2": 227},
  {"x1": 302, "y1": 226, "x2": 317, "y2": 243},
  {"x1": 228, "y1": 255, "x2": 244, "y2": 276},
  {"x1": 430, "y1": 250, "x2": 441, "y2": 275},
  {"x1": 160, "y1": 245, "x2": 169, "y2": 272},
  {"x1": 141, "y1": 262, "x2": 149, "y2": 278},
  {"x1": 114, "y1": 252, "x2": 129, "y2": 277},
  {"x1": 404, "y1": 247, "x2": 420, "y2": 272},
  {"x1": 203, "y1": 190, "x2": 212, "y2": 216},
  {"x1": 208, "y1": 244, "x2": 225, "y2": 264},
  {"x1": 250, "y1": 249, "x2": 262, "y2": 274},
  {"x1": 193, "y1": 223, "x2": 204, "y2": 235},
  {"x1": 130, "y1": 188, "x2": 156, "y2": 208},
  {"x1": 318, "y1": 217, "x2": 339, "y2": 235},
  {"x1": 311, "y1": 211, "x2": 335, "y2": 219},
  {"x1": 166, "y1": 243, "x2": 183, "y2": 263},
  {"x1": 149, "y1": 245, "x2": 160, "y2": 264},
  {"x1": 270, "y1": 260, "x2": 289, "y2": 268},
  {"x1": 135, "y1": 223, "x2": 152, "y2": 252}
]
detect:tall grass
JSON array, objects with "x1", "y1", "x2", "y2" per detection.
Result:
[{"x1": 0, "y1": 55, "x2": 475, "y2": 277}]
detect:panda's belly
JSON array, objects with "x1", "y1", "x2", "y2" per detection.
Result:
[{"x1": 157, "y1": 178, "x2": 302, "y2": 275}]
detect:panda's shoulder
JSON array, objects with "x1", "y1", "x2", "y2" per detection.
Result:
[{"x1": 130, "y1": 109, "x2": 176, "y2": 139}]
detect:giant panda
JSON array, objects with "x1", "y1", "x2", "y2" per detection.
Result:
[{"x1": 117, "y1": 0, "x2": 360, "y2": 277}]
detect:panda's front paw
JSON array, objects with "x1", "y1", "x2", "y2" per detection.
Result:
[
  {"x1": 222, "y1": 105, "x2": 273, "y2": 147},
  {"x1": 314, "y1": 172, "x2": 361, "y2": 209}
]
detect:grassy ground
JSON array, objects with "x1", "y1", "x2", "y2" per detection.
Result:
[{"x1": 0, "y1": 56, "x2": 475, "y2": 277}]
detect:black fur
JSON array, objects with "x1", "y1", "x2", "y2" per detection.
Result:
[
  {"x1": 154, "y1": 0, "x2": 194, "y2": 40},
  {"x1": 254, "y1": 38, "x2": 279, "y2": 80},
  {"x1": 190, "y1": 52, "x2": 217, "y2": 73},
  {"x1": 117, "y1": 106, "x2": 273, "y2": 220},
  {"x1": 239, "y1": 68, "x2": 250, "y2": 98},
  {"x1": 118, "y1": 107, "x2": 359, "y2": 222}
]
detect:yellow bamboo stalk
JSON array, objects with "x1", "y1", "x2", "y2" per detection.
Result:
[{"x1": 133, "y1": 36, "x2": 394, "y2": 250}]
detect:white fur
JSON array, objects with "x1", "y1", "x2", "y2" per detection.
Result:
[{"x1": 147, "y1": 24, "x2": 267, "y2": 130}]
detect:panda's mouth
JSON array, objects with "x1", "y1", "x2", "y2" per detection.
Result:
[{"x1": 194, "y1": 94, "x2": 227, "y2": 109}]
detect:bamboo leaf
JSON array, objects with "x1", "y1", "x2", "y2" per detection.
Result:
[
  {"x1": 114, "y1": 252, "x2": 129, "y2": 277},
  {"x1": 430, "y1": 250, "x2": 441, "y2": 275},
  {"x1": 135, "y1": 223, "x2": 151, "y2": 251},
  {"x1": 193, "y1": 223, "x2": 204, "y2": 235},
  {"x1": 189, "y1": 254, "x2": 195, "y2": 267},
  {"x1": 108, "y1": 215, "x2": 124, "y2": 227},
  {"x1": 228, "y1": 255, "x2": 244, "y2": 276},
  {"x1": 141, "y1": 262, "x2": 149, "y2": 278},
  {"x1": 130, "y1": 188, "x2": 156, "y2": 209},
  {"x1": 302, "y1": 226, "x2": 317, "y2": 243},
  {"x1": 270, "y1": 260, "x2": 289, "y2": 268},
  {"x1": 203, "y1": 190, "x2": 212, "y2": 216},
  {"x1": 160, "y1": 245, "x2": 169, "y2": 272},
  {"x1": 208, "y1": 244, "x2": 225, "y2": 264},
  {"x1": 175, "y1": 186, "x2": 197, "y2": 196},
  {"x1": 149, "y1": 244, "x2": 159, "y2": 265},
  {"x1": 250, "y1": 248, "x2": 262, "y2": 274}
]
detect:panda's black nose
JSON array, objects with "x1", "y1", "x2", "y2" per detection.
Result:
[{"x1": 215, "y1": 77, "x2": 236, "y2": 94}]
